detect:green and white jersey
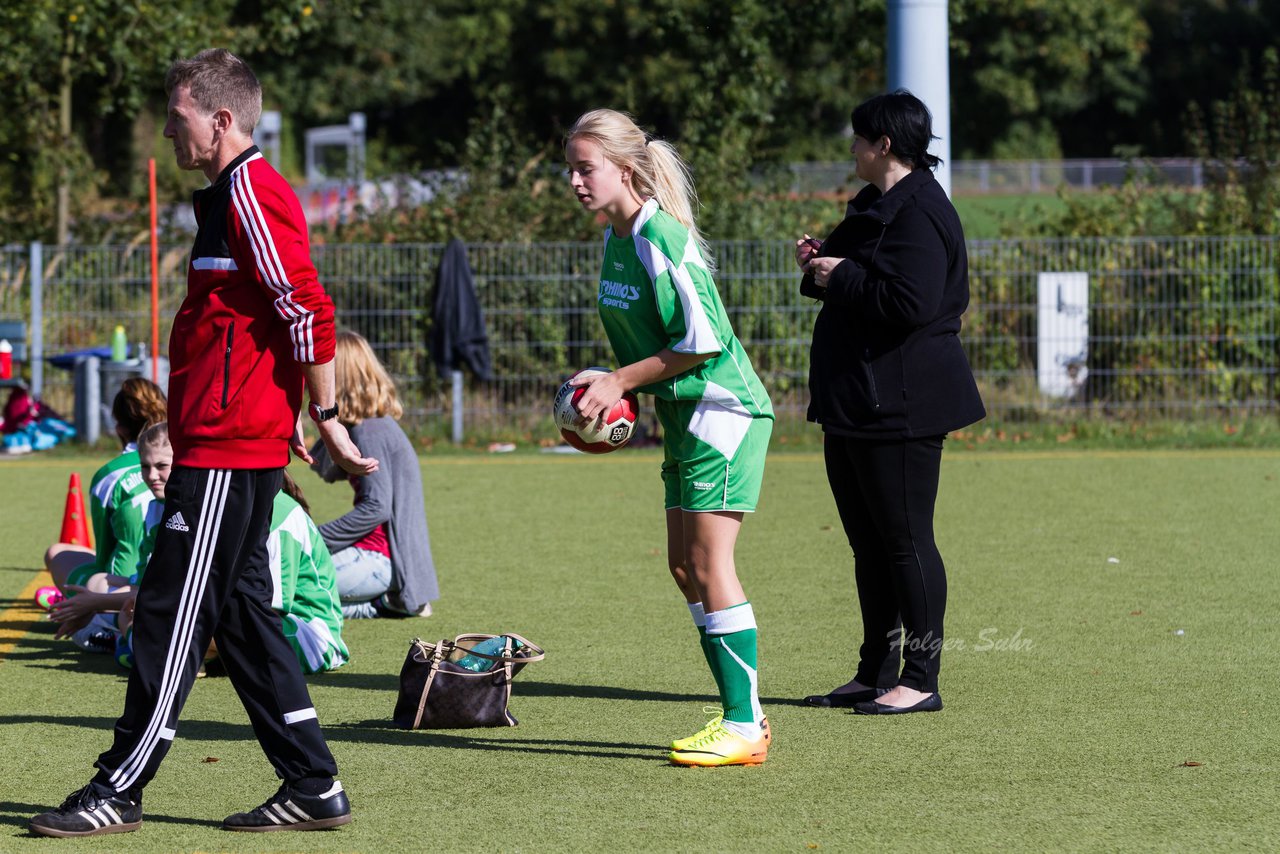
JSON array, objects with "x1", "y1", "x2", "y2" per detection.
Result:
[
  {"x1": 132, "y1": 499, "x2": 165, "y2": 584},
  {"x1": 89, "y1": 445, "x2": 155, "y2": 578},
  {"x1": 599, "y1": 199, "x2": 772, "y2": 457},
  {"x1": 267, "y1": 492, "x2": 349, "y2": 674}
]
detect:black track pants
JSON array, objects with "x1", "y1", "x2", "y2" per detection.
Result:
[
  {"x1": 92, "y1": 466, "x2": 338, "y2": 795},
  {"x1": 823, "y1": 434, "x2": 948, "y2": 693}
]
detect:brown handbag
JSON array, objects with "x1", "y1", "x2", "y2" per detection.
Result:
[{"x1": 392, "y1": 634, "x2": 545, "y2": 729}]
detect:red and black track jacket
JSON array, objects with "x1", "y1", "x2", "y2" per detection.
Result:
[{"x1": 169, "y1": 146, "x2": 336, "y2": 469}]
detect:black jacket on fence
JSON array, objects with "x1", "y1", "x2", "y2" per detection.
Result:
[
  {"x1": 431, "y1": 238, "x2": 492, "y2": 381},
  {"x1": 802, "y1": 168, "x2": 985, "y2": 438}
]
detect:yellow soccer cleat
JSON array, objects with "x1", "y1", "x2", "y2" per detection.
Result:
[
  {"x1": 671, "y1": 704, "x2": 770, "y2": 750},
  {"x1": 669, "y1": 721, "x2": 769, "y2": 767},
  {"x1": 671, "y1": 712, "x2": 724, "y2": 751},
  {"x1": 672, "y1": 713, "x2": 770, "y2": 751}
]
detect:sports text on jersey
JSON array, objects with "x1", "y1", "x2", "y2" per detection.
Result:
[
  {"x1": 165, "y1": 512, "x2": 191, "y2": 532},
  {"x1": 599, "y1": 279, "x2": 641, "y2": 310}
]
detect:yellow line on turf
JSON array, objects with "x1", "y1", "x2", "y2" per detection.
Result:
[{"x1": 0, "y1": 571, "x2": 51, "y2": 665}]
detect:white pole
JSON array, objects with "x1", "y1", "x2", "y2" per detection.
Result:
[
  {"x1": 451, "y1": 369, "x2": 464, "y2": 444},
  {"x1": 887, "y1": 0, "x2": 952, "y2": 197},
  {"x1": 29, "y1": 241, "x2": 44, "y2": 398}
]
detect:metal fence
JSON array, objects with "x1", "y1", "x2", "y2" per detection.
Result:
[
  {"x1": 2, "y1": 236, "x2": 1277, "y2": 437},
  {"x1": 787, "y1": 158, "x2": 1214, "y2": 196}
]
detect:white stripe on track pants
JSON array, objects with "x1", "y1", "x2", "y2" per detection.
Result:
[{"x1": 92, "y1": 466, "x2": 338, "y2": 794}]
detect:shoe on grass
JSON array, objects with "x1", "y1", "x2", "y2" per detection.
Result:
[
  {"x1": 669, "y1": 721, "x2": 769, "y2": 767},
  {"x1": 223, "y1": 780, "x2": 351, "y2": 832},
  {"x1": 671, "y1": 711, "x2": 724, "y2": 751},
  {"x1": 672, "y1": 712, "x2": 770, "y2": 751},
  {"x1": 29, "y1": 784, "x2": 142, "y2": 837},
  {"x1": 71, "y1": 614, "x2": 118, "y2": 654}
]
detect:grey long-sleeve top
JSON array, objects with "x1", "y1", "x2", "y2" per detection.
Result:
[{"x1": 310, "y1": 416, "x2": 439, "y2": 613}]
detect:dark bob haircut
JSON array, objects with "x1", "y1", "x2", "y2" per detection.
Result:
[{"x1": 850, "y1": 89, "x2": 941, "y2": 172}]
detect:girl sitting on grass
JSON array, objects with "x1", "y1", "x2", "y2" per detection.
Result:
[
  {"x1": 42, "y1": 378, "x2": 167, "y2": 640},
  {"x1": 50, "y1": 421, "x2": 172, "y2": 658}
]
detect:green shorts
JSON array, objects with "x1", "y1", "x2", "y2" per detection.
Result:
[
  {"x1": 64, "y1": 562, "x2": 99, "y2": 590},
  {"x1": 659, "y1": 400, "x2": 772, "y2": 513}
]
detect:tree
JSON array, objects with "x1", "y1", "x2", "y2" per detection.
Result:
[
  {"x1": 0, "y1": 0, "x2": 318, "y2": 244},
  {"x1": 1183, "y1": 47, "x2": 1280, "y2": 236},
  {"x1": 1118, "y1": 0, "x2": 1280, "y2": 155},
  {"x1": 949, "y1": 0, "x2": 1150, "y2": 158}
]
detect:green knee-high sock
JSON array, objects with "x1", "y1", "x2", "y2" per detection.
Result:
[
  {"x1": 705, "y1": 603, "x2": 762, "y2": 725},
  {"x1": 688, "y1": 602, "x2": 727, "y2": 701},
  {"x1": 698, "y1": 628, "x2": 728, "y2": 703}
]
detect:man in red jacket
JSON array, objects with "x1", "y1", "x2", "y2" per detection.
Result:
[{"x1": 31, "y1": 49, "x2": 377, "y2": 838}]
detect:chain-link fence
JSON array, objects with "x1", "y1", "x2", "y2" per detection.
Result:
[
  {"x1": 787, "y1": 158, "x2": 1212, "y2": 196},
  {"x1": 2, "y1": 236, "x2": 1276, "y2": 436}
]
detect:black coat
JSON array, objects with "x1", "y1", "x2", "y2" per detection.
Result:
[
  {"x1": 802, "y1": 169, "x2": 985, "y2": 438},
  {"x1": 430, "y1": 238, "x2": 492, "y2": 380}
]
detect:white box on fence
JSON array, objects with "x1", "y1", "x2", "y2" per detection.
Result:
[{"x1": 1037, "y1": 272, "x2": 1088, "y2": 398}]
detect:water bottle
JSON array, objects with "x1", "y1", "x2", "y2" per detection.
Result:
[
  {"x1": 454, "y1": 636, "x2": 517, "y2": 672},
  {"x1": 0, "y1": 339, "x2": 11, "y2": 380},
  {"x1": 110, "y1": 325, "x2": 128, "y2": 362}
]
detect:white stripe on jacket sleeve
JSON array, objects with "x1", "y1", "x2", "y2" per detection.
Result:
[{"x1": 230, "y1": 164, "x2": 317, "y2": 362}]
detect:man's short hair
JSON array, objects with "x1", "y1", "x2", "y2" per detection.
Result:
[{"x1": 165, "y1": 49, "x2": 262, "y2": 134}]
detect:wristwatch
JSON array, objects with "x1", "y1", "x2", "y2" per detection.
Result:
[{"x1": 308, "y1": 402, "x2": 340, "y2": 423}]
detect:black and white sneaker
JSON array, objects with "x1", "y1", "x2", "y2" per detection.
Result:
[
  {"x1": 29, "y1": 784, "x2": 142, "y2": 837},
  {"x1": 222, "y1": 780, "x2": 351, "y2": 832},
  {"x1": 71, "y1": 614, "x2": 119, "y2": 654}
]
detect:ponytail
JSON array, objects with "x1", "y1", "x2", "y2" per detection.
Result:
[
  {"x1": 565, "y1": 109, "x2": 716, "y2": 271},
  {"x1": 643, "y1": 139, "x2": 715, "y2": 271}
]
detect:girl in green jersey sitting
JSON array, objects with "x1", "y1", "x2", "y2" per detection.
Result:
[{"x1": 42, "y1": 378, "x2": 167, "y2": 615}]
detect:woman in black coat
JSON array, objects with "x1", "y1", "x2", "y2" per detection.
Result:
[{"x1": 798, "y1": 90, "x2": 984, "y2": 715}]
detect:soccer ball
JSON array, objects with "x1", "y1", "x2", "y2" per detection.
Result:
[
  {"x1": 34, "y1": 585, "x2": 63, "y2": 610},
  {"x1": 553, "y1": 368, "x2": 639, "y2": 454}
]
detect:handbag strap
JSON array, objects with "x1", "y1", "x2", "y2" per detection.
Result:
[
  {"x1": 411, "y1": 637, "x2": 455, "y2": 662},
  {"x1": 411, "y1": 641, "x2": 451, "y2": 729},
  {"x1": 502, "y1": 633, "x2": 545, "y2": 662},
  {"x1": 448, "y1": 633, "x2": 546, "y2": 664}
]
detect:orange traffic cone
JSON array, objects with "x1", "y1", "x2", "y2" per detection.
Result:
[{"x1": 59, "y1": 472, "x2": 93, "y2": 548}]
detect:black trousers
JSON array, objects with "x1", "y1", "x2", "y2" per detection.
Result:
[
  {"x1": 93, "y1": 466, "x2": 338, "y2": 796},
  {"x1": 824, "y1": 434, "x2": 947, "y2": 693}
]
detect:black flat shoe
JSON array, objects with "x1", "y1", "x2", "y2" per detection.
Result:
[
  {"x1": 803, "y1": 687, "x2": 889, "y2": 708},
  {"x1": 853, "y1": 693, "x2": 943, "y2": 715}
]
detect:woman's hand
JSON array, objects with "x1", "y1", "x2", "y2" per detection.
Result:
[
  {"x1": 569, "y1": 370, "x2": 627, "y2": 424},
  {"x1": 795, "y1": 234, "x2": 822, "y2": 269},
  {"x1": 805, "y1": 256, "x2": 842, "y2": 289}
]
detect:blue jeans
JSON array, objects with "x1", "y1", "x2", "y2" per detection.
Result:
[{"x1": 331, "y1": 547, "x2": 392, "y2": 620}]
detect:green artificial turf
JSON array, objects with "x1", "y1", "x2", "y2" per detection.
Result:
[{"x1": 0, "y1": 448, "x2": 1277, "y2": 852}]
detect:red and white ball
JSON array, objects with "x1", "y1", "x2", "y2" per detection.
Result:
[{"x1": 553, "y1": 368, "x2": 639, "y2": 454}]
